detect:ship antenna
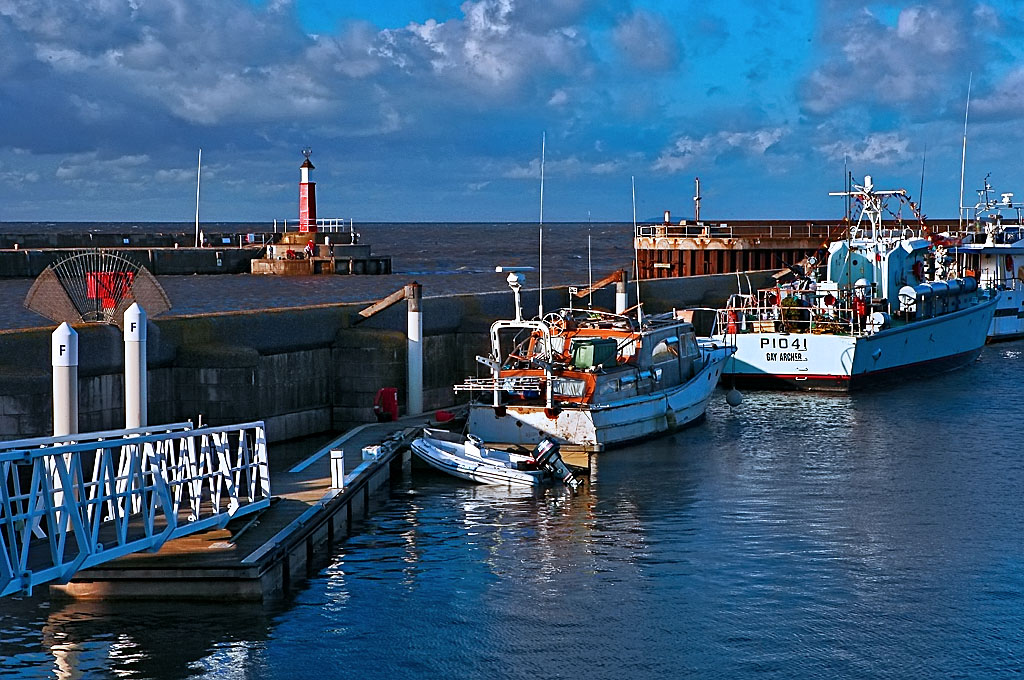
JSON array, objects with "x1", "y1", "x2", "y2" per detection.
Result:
[
  {"x1": 631, "y1": 176, "x2": 643, "y2": 325},
  {"x1": 538, "y1": 132, "x2": 545, "y2": 319},
  {"x1": 959, "y1": 73, "x2": 972, "y2": 227},
  {"x1": 844, "y1": 155, "x2": 849, "y2": 221},
  {"x1": 919, "y1": 144, "x2": 927, "y2": 216}
]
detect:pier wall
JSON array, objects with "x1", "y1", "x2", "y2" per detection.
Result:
[
  {"x1": 0, "y1": 271, "x2": 773, "y2": 442},
  {"x1": 0, "y1": 247, "x2": 259, "y2": 277}
]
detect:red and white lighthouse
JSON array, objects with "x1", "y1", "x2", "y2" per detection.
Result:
[{"x1": 298, "y1": 147, "x2": 317, "y2": 233}]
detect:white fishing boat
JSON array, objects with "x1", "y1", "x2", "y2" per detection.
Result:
[
  {"x1": 454, "y1": 271, "x2": 734, "y2": 450},
  {"x1": 410, "y1": 428, "x2": 581, "y2": 489},
  {"x1": 710, "y1": 175, "x2": 998, "y2": 390},
  {"x1": 944, "y1": 175, "x2": 1024, "y2": 341}
]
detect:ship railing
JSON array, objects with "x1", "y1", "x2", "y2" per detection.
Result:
[
  {"x1": 635, "y1": 223, "x2": 836, "y2": 240},
  {"x1": 716, "y1": 297, "x2": 865, "y2": 337},
  {"x1": 978, "y1": 273, "x2": 1024, "y2": 292},
  {"x1": 454, "y1": 376, "x2": 543, "y2": 393},
  {"x1": 0, "y1": 421, "x2": 271, "y2": 597}
]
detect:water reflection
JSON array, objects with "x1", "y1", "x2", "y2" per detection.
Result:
[
  {"x1": 2, "y1": 343, "x2": 1022, "y2": 678},
  {"x1": 1, "y1": 598, "x2": 276, "y2": 679}
]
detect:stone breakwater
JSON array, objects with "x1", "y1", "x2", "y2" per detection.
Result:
[{"x1": 0, "y1": 273, "x2": 770, "y2": 443}]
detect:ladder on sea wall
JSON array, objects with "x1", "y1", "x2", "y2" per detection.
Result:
[{"x1": 0, "y1": 422, "x2": 271, "y2": 597}]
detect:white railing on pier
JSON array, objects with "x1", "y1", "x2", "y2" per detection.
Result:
[
  {"x1": 272, "y1": 218, "x2": 356, "y2": 235},
  {"x1": 0, "y1": 421, "x2": 271, "y2": 597}
]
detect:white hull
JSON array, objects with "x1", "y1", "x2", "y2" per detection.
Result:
[
  {"x1": 718, "y1": 296, "x2": 997, "y2": 390},
  {"x1": 988, "y1": 288, "x2": 1024, "y2": 341},
  {"x1": 468, "y1": 347, "x2": 731, "y2": 448},
  {"x1": 410, "y1": 436, "x2": 544, "y2": 487}
]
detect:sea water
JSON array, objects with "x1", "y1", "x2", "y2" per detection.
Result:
[{"x1": 2, "y1": 341, "x2": 1022, "y2": 679}]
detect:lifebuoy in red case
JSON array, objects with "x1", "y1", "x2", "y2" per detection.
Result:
[
  {"x1": 853, "y1": 297, "x2": 867, "y2": 317},
  {"x1": 726, "y1": 309, "x2": 738, "y2": 334},
  {"x1": 1006, "y1": 255, "x2": 1014, "y2": 272}
]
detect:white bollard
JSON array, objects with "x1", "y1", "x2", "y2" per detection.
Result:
[
  {"x1": 51, "y1": 322, "x2": 78, "y2": 436},
  {"x1": 616, "y1": 271, "x2": 629, "y2": 315},
  {"x1": 330, "y1": 449, "x2": 345, "y2": 488},
  {"x1": 406, "y1": 283, "x2": 423, "y2": 416},
  {"x1": 124, "y1": 303, "x2": 148, "y2": 429}
]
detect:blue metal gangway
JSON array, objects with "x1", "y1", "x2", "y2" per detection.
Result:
[{"x1": 0, "y1": 421, "x2": 271, "y2": 597}]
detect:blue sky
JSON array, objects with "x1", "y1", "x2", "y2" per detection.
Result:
[{"x1": 1, "y1": 0, "x2": 1022, "y2": 222}]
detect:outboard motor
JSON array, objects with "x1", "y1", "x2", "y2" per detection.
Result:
[{"x1": 532, "y1": 438, "x2": 583, "y2": 491}]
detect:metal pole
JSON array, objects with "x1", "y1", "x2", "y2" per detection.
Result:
[
  {"x1": 51, "y1": 322, "x2": 78, "y2": 436},
  {"x1": 124, "y1": 303, "x2": 147, "y2": 429},
  {"x1": 616, "y1": 270, "x2": 628, "y2": 315},
  {"x1": 406, "y1": 283, "x2": 423, "y2": 416}
]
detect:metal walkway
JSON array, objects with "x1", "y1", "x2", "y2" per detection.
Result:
[{"x1": 0, "y1": 422, "x2": 271, "y2": 597}]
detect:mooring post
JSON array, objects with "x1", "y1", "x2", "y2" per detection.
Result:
[
  {"x1": 406, "y1": 282, "x2": 423, "y2": 415},
  {"x1": 330, "y1": 449, "x2": 345, "y2": 488},
  {"x1": 51, "y1": 322, "x2": 78, "y2": 436},
  {"x1": 124, "y1": 303, "x2": 148, "y2": 429},
  {"x1": 616, "y1": 270, "x2": 629, "y2": 315}
]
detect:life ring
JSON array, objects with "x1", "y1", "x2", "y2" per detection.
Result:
[{"x1": 1006, "y1": 255, "x2": 1014, "y2": 273}]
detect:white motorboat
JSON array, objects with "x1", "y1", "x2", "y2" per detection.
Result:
[
  {"x1": 709, "y1": 175, "x2": 998, "y2": 390},
  {"x1": 945, "y1": 175, "x2": 1024, "y2": 341},
  {"x1": 453, "y1": 273, "x2": 734, "y2": 450},
  {"x1": 410, "y1": 428, "x2": 581, "y2": 489}
]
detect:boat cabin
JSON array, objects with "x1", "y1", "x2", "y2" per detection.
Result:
[{"x1": 456, "y1": 309, "x2": 705, "y2": 408}]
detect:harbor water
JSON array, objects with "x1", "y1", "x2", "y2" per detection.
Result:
[{"x1": 2, "y1": 340, "x2": 1022, "y2": 678}]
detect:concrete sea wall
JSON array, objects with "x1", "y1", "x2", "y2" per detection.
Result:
[{"x1": 0, "y1": 272, "x2": 773, "y2": 442}]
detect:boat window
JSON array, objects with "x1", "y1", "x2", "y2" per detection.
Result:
[
  {"x1": 553, "y1": 377, "x2": 586, "y2": 398},
  {"x1": 683, "y1": 335, "x2": 700, "y2": 359},
  {"x1": 652, "y1": 338, "x2": 680, "y2": 363}
]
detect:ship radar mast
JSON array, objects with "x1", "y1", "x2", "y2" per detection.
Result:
[{"x1": 829, "y1": 175, "x2": 907, "y2": 241}]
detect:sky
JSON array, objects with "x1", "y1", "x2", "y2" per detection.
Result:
[{"x1": 1, "y1": 0, "x2": 1024, "y2": 223}]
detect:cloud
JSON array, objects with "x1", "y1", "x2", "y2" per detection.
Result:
[
  {"x1": 611, "y1": 10, "x2": 679, "y2": 72},
  {"x1": 503, "y1": 154, "x2": 623, "y2": 179},
  {"x1": 653, "y1": 128, "x2": 786, "y2": 172},
  {"x1": 815, "y1": 132, "x2": 913, "y2": 166},
  {"x1": 799, "y1": 2, "x2": 999, "y2": 118},
  {"x1": 55, "y1": 152, "x2": 151, "y2": 185}
]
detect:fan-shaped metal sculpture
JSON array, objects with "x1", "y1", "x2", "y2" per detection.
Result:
[{"x1": 24, "y1": 250, "x2": 171, "y2": 325}]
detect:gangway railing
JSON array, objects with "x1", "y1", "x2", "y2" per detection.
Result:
[
  {"x1": 0, "y1": 421, "x2": 271, "y2": 597},
  {"x1": 0, "y1": 422, "x2": 194, "y2": 452}
]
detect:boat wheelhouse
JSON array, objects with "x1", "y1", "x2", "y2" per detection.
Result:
[{"x1": 946, "y1": 176, "x2": 1024, "y2": 341}]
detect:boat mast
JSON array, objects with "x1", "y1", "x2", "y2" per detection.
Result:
[
  {"x1": 959, "y1": 74, "x2": 972, "y2": 228},
  {"x1": 631, "y1": 176, "x2": 643, "y2": 324},
  {"x1": 194, "y1": 148, "x2": 202, "y2": 248},
  {"x1": 538, "y1": 132, "x2": 545, "y2": 319},
  {"x1": 587, "y1": 210, "x2": 593, "y2": 309}
]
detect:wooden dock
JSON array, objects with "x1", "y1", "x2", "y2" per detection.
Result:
[{"x1": 51, "y1": 417, "x2": 433, "y2": 602}]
